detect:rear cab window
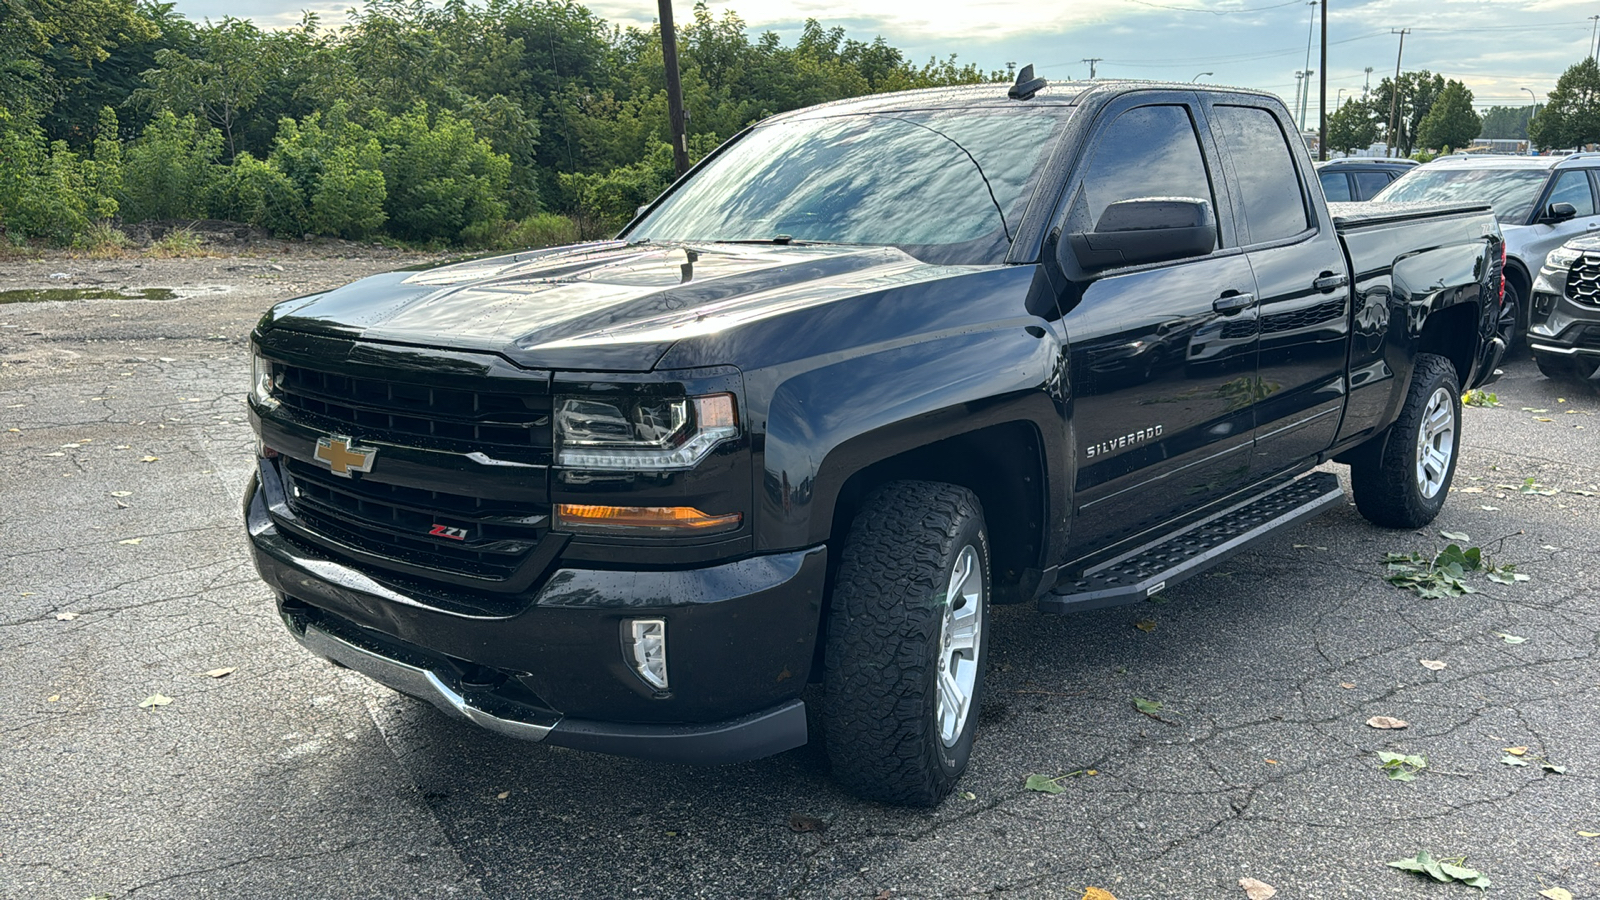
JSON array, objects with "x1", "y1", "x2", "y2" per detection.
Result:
[{"x1": 1210, "y1": 104, "x2": 1312, "y2": 244}]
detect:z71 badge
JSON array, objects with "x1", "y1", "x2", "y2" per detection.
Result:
[{"x1": 429, "y1": 524, "x2": 469, "y2": 541}]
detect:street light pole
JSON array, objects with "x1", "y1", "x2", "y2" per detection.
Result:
[
  {"x1": 1191, "y1": 71, "x2": 1213, "y2": 82},
  {"x1": 1318, "y1": 0, "x2": 1328, "y2": 160},
  {"x1": 1387, "y1": 28, "x2": 1409, "y2": 157}
]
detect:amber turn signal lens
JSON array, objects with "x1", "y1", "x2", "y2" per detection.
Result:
[{"x1": 554, "y1": 503, "x2": 742, "y2": 535}]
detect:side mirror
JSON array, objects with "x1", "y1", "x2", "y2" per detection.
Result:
[
  {"x1": 1542, "y1": 201, "x2": 1578, "y2": 224},
  {"x1": 1069, "y1": 198, "x2": 1217, "y2": 270}
]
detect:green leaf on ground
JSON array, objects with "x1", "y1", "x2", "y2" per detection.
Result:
[
  {"x1": 1388, "y1": 850, "x2": 1489, "y2": 887},
  {"x1": 1494, "y1": 632, "x2": 1527, "y2": 644},
  {"x1": 1501, "y1": 754, "x2": 1529, "y2": 767},
  {"x1": 1024, "y1": 774, "x2": 1069, "y2": 794},
  {"x1": 1132, "y1": 697, "x2": 1163, "y2": 715},
  {"x1": 1376, "y1": 751, "x2": 1428, "y2": 781}
]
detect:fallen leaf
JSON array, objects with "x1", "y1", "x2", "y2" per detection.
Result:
[
  {"x1": 1495, "y1": 632, "x2": 1527, "y2": 644},
  {"x1": 1503, "y1": 746, "x2": 1528, "y2": 756},
  {"x1": 54, "y1": 612, "x2": 78, "y2": 621},
  {"x1": 1082, "y1": 889, "x2": 1118, "y2": 900},
  {"x1": 1339, "y1": 681, "x2": 1355, "y2": 689},
  {"x1": 1024, "y1": 774, "x2": 1067, "y2": 794},
  {"x1": 1540, "y1": 888, "x2": 1573, "y2": 900},
  {"x1": 43, "y1": 451, "x2": 64, "y2": 457},
  {"x1": 788, "y1": 814, "x2": 826, "y2": 833},
  {"x1": 1134, "y1": 620, "x2": 1157, "y2": 632},
  {"x1": 1456, "y1": 486, "x2": 1484, "y2": 493},
  {"x1": 496, "y1": 791, "x2": 509, "y2": 800},
  {"x1": 138, "y1": 693, "x2": 171, "y2": 708},
  {"x1": 140, "y1": 456, "x2": 159, "y2": 463},
  {"x1": 961, "y1": 791, "x2": 976, "y2": 800},
  {"x1": 1264, "y1": 758, "x2": 1280, "y2": 764},
  {"x1": 1420, "y1": 659, "x2": 1446, "y2": 670},
  {"x1": 1479, "y1": 505, "x2": 1500, "y2": 511},
  {"x1": 1536, "y1": 417, "x2": 1554, "y2": 422},
  {"x1": 1133, "y1": 697, "x2": 1163, "y2": 715},
  {"x1": 1542, "y1": 762, "x2": 1567, "y2": 775},
  {"x1": 1577, "y1": 831, "x2": 1599, "y2": 838},
  {"x1": 1238, "y1": 877, "x2": 1277, "y2": 899},
  {"x1": 1366, "y1": 716, "x2": 1408, "y2": 729},
  {"x1": 47, "y1": 694, "x2": 59, "y2": 702},
  {"x1": 1440, "y1": 530, "x2": 1470, "y2": 541},
  {"x1": 109, "y1": 491, "x2": 132, "y2": 497},
  {"x1": 118, "y1": 538, "x2": 142, "y2": 545},
  {"x1": 1501, "y1": 754, "x2": 1528, "y2": 767},
  {"x1": 202, "y1": 667, "x2": 236, "y2": 679}
]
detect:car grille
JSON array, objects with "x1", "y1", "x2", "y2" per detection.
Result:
[
  {"x1": 1566, "y1": 255, "x2": 1600, "y2": 307},
  {"x1": 281, "y1": 458, "x2": 548, "y2": 583},
  {"x1": 270, "y1": 362, "x2": 553, "y2": 463}
]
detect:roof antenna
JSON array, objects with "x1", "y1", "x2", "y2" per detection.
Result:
[{"x1": 1008, "y1": 64, "x2": 1047, "y2": 101}]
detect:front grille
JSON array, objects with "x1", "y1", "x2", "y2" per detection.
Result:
[
  {"x1": 271, "y1": 362, "x2": 552, "y2": 463},
  {"x1": 1566, "y1": 255, "x2": 1600, "y2": 307},
  {"x1": 281, "y1": 458, "x2": 547, "y2": 582}
]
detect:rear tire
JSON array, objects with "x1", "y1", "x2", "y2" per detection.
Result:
[
  {"x1": 822, "y1": 481, "x2": 990, "y2": 807},
  {"x1": 1500, "y1": 275, "x2": 1527, "y2": 358},
  {"x1": 1351, "y1": 353, "x2": 1462, "y2": 528}
]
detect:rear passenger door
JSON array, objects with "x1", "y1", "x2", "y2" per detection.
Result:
[
  {"x1": 1053, "y1": 93, "x2": 1261, "y2": 553},
  {"x1": 1205, "y1": 100, "x2": 1350, "y2": 477}
]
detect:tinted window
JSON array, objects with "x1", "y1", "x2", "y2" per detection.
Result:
[
  {"x1": 630, "y1": 109, "x2": 1068, "y2": 264},
  {"x1": 1319, "y1": 171, "x2": 1352, "y2": 201},
  {"x1": 1374, "y1": 167, "x2": 1550, "y2": 225},
  {"x1": 1213, "y1": 105, "x2": 1310, "y2": 243},
  {"x1": 1353, "y1": 171, "x2": 1393, "y2": 200},
  {"x1": 1081, "y1": 105, "x2": 1216, "y2": 236},
  {"x1": 1547, "y1": 170, "x2": 1595, "y2": 216}
]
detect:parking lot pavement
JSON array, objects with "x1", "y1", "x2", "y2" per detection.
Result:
[{"x1": 3, "y1": 260, "x2": 1598, "y2": 899}]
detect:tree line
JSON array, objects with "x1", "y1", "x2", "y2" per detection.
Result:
[
  {"x1": 1324, "y1": 59, "x2": 1600, "y2": 157},
  {"x1": 0, "y1": 0, "x2": 1001, "y2": 249}
]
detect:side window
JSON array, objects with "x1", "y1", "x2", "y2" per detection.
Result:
[
  {"x1": 1319, "y1": 171, "x2": 1352, "y2": 201},
  {"x1": 1081, "y1": 104, "x2": 1217, "y2": 242},
  {"x1": 1212, "y1": 105, "x2": 1312, "y2": 243},
  {"x1": 1354, "y1": 171, "x2": 1392, "y2": 200},
  {"x1": 1547, "y1": 170, "x2": 1595, "y2": 216}
]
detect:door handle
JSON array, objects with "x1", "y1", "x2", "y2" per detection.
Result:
[
  {"x1": 1212, "y1": 292, "x2": 1256, "y2": 315},
  {"x1": 1313, "y1": 272, "x2": 1349, "y2": 292}
]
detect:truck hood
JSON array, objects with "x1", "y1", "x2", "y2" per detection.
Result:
[{"x1": 262, "y1": 241, "x2": 961, "y2": 371}]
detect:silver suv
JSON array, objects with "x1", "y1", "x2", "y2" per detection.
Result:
[{"x1": 1375, "y1": 152, "x2": 1600, "y2": 349}]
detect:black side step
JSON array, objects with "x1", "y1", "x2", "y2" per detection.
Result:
[{"x1": 1040, "y1": 471, "x2": 1344, "y2": 614}]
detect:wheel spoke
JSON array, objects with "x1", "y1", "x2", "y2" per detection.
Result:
[
  {"x1": 945, "y1": 613, "x2": 978, "y2": 655},
  {"x1": 947, "y1": 553, "x2": 973, "y2": 605},
  {"x1": 938, "y1": 670, "x2": 966, "y2": 724}
]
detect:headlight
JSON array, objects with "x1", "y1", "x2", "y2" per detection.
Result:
[
  {"x1": 1544, "y1": 244, "x2": 1587, "y2": 274},
  {"x1": 556, "y1": 393, "x2": 738, "y2": 469},
  {"x1": 250, "y1": 353, "x2": 279, "y2": 409}
]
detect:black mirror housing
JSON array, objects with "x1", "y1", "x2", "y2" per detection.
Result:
[
  {"x1": 1543, "y1": 201, "x2": 1578, "y2": 224},
  {"x1": 1069, "y1": 197, "x2": 1217, "y2": 270}
]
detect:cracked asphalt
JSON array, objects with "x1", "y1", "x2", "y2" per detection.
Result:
[{"x1": 3, "y1": 256, "x2": 1599, "y2": 899}]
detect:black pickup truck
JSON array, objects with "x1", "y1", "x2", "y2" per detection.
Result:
[{"x1": 245, "y1": 76, "x2": 1507, "y2": 806}]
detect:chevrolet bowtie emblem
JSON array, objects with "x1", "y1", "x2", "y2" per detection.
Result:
[{"x1": 313, "y1": 436, "x2": 377, "y2": 477}]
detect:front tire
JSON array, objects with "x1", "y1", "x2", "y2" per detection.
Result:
[
  {"x1": 1500, "y1": 275, "x2": 1527, "y2": 358},
  {"x1": 1351, "y1": 353, "x2": 1462, "y2": 528},
  {"x1": 822, "y1": 481, "x2": 990, "y2": 807}
]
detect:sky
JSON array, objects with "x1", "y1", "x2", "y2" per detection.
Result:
[{"x1": 166, "y1": 0, "x2": 1600, "y2": 126}]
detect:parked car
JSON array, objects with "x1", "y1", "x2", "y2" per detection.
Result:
[
  {"x1": 1315, "y1": 157, "x2": 1418, "y2": 201},
  {"x1": 1374, "y1": 152, "x2": 1600, "y2": 350},
  {"x1": 1528, "y1": 235, "x2": 1600, "y2": 382},
  {"x1": 245, "y1": 76, "x2": 1506, "y2": 806}
]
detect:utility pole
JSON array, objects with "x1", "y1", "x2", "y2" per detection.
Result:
[
  {"x1": 1082, "y1": 58, "x2": 1102, "y2": 79},
  {"x1": 1293, "y1": 71, "x2": 1305, "y2": 126},
  {"x1": 1363, "y1": 66, "x2": 1373, "y2": 99},
  {"x1": 1297, "y1": 70, "x2": 1314, "y2": 130},
  {"x1": 658, "y1": 0, "x2": 690, "y2": 177},
  {"x1": 1387, "y1": 28, "x2": 1409, "y2": 158},
  {"x1": 1318, "y1": 0, "x2": 1328, "y2": 160},
  {"x1": 1591, "y1": 15, "x2": 1599, "y2": 61}
]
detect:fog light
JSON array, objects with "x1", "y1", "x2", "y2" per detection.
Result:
[
  {"x1": 626, "y1": 619, "x2": 669, "y2": 691},
  {"x1": 256, "y1": 438, "x2": 279, "y2": 459}
]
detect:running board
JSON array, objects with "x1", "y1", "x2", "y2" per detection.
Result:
[{"x1": 1040, "y1": 471, "x2": 1344, "y2": 614}]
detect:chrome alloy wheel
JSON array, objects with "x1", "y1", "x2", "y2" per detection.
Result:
[
  {"x1": 935, "y1": 544, "x2": 984, "y2": 747},
  {"x1": 1414, "y1": 386, "x2": 1456, "y2": 500}
]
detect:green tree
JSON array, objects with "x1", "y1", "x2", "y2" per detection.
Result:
[
  {"x1": 372, "y1": 103, "x2": 510, "y2": 242},
  {"x1": 117, "y1": 110, "x2": 223, "y2": 220},
  {"x1": 133, "y1": 17, "x2": 272, "y2": 159},
  {"x1": 1415, "y1": 80, "x2": 1480, "y2": 151},
  {"x1": 1479, "y1": 105, "x2": 1533, "y2": 140},
  {"x1": 1326, "y1": 98, "x2": 1379, "y2": 154},
  {"x1": 1372, "y1": 70, "x2": 1445, "y2": 155},
  {"x1": 1530, "y1": 58, "x2": 1600, "y2": 150}
]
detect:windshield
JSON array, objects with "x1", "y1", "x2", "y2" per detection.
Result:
[
  {"x1": 626, "y1": 109, "x2": 1070, "y2": 264},
  {"x1": 1373, "y1": 167, "x2": 1551, "y2": 225}
]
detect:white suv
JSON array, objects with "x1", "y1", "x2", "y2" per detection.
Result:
[{"x1": 1375, "y1": 153, "x2": 1600, "y2": 350}]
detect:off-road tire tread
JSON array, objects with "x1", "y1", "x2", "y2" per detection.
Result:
[
  {"x1": 822, "y1": 480, "x2": 986, "y2": 807},
  {"x1": 1350, "y1": 353, "x2": 1460, "y2": 528}
]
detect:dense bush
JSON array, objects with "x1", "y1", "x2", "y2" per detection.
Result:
[
  {"x1": 374, "y1": 104, "x2": 511, "y2": 243},
  {"x1": 118, "y1": 111, "x2": 223, "y2": 222},
  {"x1": 0, "y1": 109, "x2": 119, "y2": 244}
]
